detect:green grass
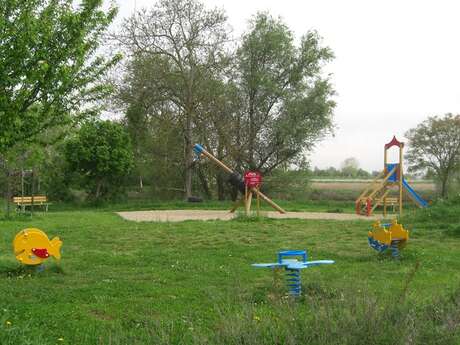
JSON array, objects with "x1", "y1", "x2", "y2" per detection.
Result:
[
  {"x1": 0, "y1": 208, "x2": 459, "y2": 344},
  {"x1": 0, "y1": 198, "x2": 357, "y2": 215}
]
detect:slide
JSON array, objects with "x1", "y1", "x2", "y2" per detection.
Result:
[{"x1": 402, "y1": 178, "x2": 428, "y2": 208}]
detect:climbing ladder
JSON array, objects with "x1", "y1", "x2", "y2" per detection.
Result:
[{"x1": 355, "y1": 166, "x2": 397, "y2": 216}]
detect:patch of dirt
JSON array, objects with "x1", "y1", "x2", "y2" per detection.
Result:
[{"x1": 117, "y1": 210, "x2": 387, "y2": 223}]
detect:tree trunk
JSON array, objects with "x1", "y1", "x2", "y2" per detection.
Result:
[
  {"x1": 248, "y1": 93, "x2": 255, "y2": 169},
  {"x1": 95, "y1": 180, "x2": 103, "y2": 200},
  {"x1": 139, "y1": 175, "x2": 143, "y2": 191},
  {"x1": 5, "y1": 170, "x2": 11, "y2": 218},
  {"x1": 440, "y1": 176, "x2": 448, "y2": 198},
  {"x1": 184, "y1": 110, "x2": 193, "y2": 199},
  {"x1": 230, "y1": 186, "x2": 238, "y2": 202},
  {"x1": 197, "y1": 167, "x2": 211, "y2": 200},
  {"x1": 216, "y1": 171, "x2": 225, "y2": 201}
]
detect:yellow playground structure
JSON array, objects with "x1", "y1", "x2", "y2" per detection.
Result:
[
  {"x1": 13, "y1": 228, "x2": 62, "y2": 266},
  {"x1": 368, "y1": 219, "x2": 409, "y2": 257},
  {"x1": 356, "y1": 136, "x2": 428, "y2": 217}
]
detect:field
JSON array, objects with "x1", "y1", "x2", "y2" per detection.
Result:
[
  {"x1": 0, "y1": 200, "x2": 459, "y2": 344},
  {"x1": 311, "y1": 179, "x2": 436, "y2": 191},
  {"x1": 309, "y1": 179, "x2": 436, "y2": 202}
]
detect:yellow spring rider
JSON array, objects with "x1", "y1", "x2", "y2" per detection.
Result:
[
  {"x1": 368, "y1": 219, "x2": 409, "y2": 257},
  {"x1": 13, "y1": 228, "x2": 62, "y2": 265}
]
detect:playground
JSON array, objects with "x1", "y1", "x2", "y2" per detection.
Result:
[
  {"x1": 2, "y1": 137, "x2": 459, "y2": 344},
  {"x1": 2, "y1": 1, "x2": 460, "y2": 344},
  {"x1": 1, "y1": 206, "x2": 460, "y2": 344},
  {"x1": 0, "y1": 125, "x2": 458, "y2": 345}
]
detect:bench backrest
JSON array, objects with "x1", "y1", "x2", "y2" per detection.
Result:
[{"x1": 13, "y1": 196, "x2": 48, "y2": 203}]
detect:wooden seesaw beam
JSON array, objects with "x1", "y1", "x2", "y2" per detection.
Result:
[{"x1": 193, "y1": 144, "x2": 286, "y2": 214}]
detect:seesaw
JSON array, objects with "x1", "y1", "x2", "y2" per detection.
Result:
[{"x1": 193, "y1": 144, "x2": 285, "y2": 215}]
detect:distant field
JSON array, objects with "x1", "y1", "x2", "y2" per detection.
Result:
[{"x1": 311, "y1": 180, "x2": 436, "y2": 192}]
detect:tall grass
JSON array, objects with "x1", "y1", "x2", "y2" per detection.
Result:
[{"x1": 402, "y1": 195, "x2": 460, "y2": 236}]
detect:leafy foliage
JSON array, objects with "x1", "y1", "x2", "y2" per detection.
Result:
[
  {"x1": 116, "y1": 0, "x2": 229, "y2": 198},
  {"x1": 65, "y1": 120, "x2": 134, "y2": 200},
  {"x1": 405, "y1": 114, "x2": 460, "y2": 197},
  {"x1": 0, "y1": 0, "x2": 120, "y2": 154},
  {"x1": 232, "y1": 13, "x2": 335, "y2": 172}
]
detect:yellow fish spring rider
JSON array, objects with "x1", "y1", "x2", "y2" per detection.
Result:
[
  {"x1": 13, "y1": 228, "x2": 62, "y2": 266},
  {"x1": 368, "y1": 219, "x2": 409, "y2": 258}
]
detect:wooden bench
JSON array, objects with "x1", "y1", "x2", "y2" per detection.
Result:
[{"x1": 13, "y1": 196, "x2": 50, "y2": 213}]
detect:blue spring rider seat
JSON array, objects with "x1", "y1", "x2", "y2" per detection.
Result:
[{"x1": 252, "y1": 250, "x2": 334, "y2": 297}]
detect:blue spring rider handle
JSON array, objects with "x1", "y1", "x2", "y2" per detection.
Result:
[{"x1": 252, "y1": 250, "x2": 334, "y2": 297}]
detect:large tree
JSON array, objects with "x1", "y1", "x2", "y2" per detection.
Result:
[
  {"x1": 341, "y1": 157, "x2": 359, "y2": 177},
  {"x1": 65, "y1": 120, "x2": 134, "y2": 200},
  {"x1": 405, "y1": 114, "x2": 460, "y2": 198},
  {"x1": 233, "y1": 13, "x2": 335, "y2": 172},
  {"x1": 116, "y1": 0, "x2": 229, "y2": 199},
  {"x1": 0, "y1": 0, "x2": 120, "y2": 154}
]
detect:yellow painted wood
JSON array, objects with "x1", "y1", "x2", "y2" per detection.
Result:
[
  {"x1": 369, "y1": 222, "x2": 392, "y2": 246},
  {"x1": 198, "y1": 146, "x2": 285, "y2": 214},
  {"x1": 399, "y1": 142, "x2": 404, "y2": 216},
  {"x1": 201, "y1": 149, "x2": 233, "y2": 174},
  {"x1": 356, "y1": 170, "x2": 385, "y2": 202},
  {"x1": 13, "y1": 228, "x2": 62, "y2": 266},
  {"x1": 368, "y1": 220, "x2": 409, "y2": 247},
  {"x1": 366, "y1": 166, "x2": 397, "y2": 200},
  {"x1": 388, "y1": 219, "x2": 409, "y2": 241},
  {"x1": 13, "y1": 196, "x2": 48, "y2": 204}
]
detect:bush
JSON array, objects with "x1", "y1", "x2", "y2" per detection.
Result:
[{"x1": 65, "y1": 120, "x2": 134, "y2": 201}]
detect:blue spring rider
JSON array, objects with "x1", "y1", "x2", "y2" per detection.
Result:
[{"x1": 252, "y1": 250, "x2": 334, "y2": 297}]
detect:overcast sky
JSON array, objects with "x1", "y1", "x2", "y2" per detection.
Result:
[{"x1": 110, "y1": 0, "x2": 460, "y2": 172}]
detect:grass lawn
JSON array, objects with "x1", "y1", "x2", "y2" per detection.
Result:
[
  {"x1": 41, "y1": 198, "x2": 358, "y2": 214},
  {"x1": 0, "y1": 208, "x2": 459, "y2": 344}
]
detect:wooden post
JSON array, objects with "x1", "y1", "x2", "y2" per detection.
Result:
[
  {"x1": 255, "y1": 189, "x2": 286, "y2": 214},
  {"x1": 384, "y1": 145, "x2": 387, "y2": 168},
  {"x1": 245, "y1": 189, "x2": 252, "y2": 215},
  {"x1": 383, "y1": 196, "x2": 387, "y2": 217},
  {"x1": 229, "y1": 199, "x2": 244, "y2": 213},
  {"x1": 31, "y1": 168, "x2": 35, "y2": 217},
  {"x1": 196, "y1": 145, "x2": 286, "y2": 214},
  {"x1": 200, "y1": 148, "x2": 233, "y2": 174},
  {"x1": 399, "y1": 143, "x2": 403, "y2": 217},
  {"x1": 244, "y1": 183, "x2": 247, "y2": 215},
  {"x1": 256, "y1": 187, "x2": 260, "y2": 217}
]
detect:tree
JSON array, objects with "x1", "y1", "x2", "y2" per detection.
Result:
[
  {"x1": 0, "y1": 0, "x2": 120, "y2": 155},
  {"x1": 65, "y1": 120, "x2": 134, "y2": 200},
  {"x1": 233, "y1": 13, "x2": 335, "y2": 172},
  {"x1": 405, "y1": 114, "x2": 460, "y2": 198},
  {"x1": 341, "y1": 157, "x2": 359, "y2": 177},
  {"x1": 116, "y1": 0, "x2": 229, "y2": 199}
]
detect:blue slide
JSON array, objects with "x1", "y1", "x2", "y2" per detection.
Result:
[{"x1": 402, "y1": 178, "x2": 429, "y2": 208}]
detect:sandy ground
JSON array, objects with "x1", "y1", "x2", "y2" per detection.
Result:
[{"x1": 117, "y1": 210, "x2": 387, "y2": 223}]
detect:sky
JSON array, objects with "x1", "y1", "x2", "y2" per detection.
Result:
[{"x1": 109, "y1": 0, "x2": 460, "y2": 172}]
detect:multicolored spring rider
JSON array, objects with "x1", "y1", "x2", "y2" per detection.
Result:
[
  {"x1": 252, "y1": 250, "x2": 334, "y2": 297},
  {"x1": 368, "y1": 220, "x2": 409, "y2": 258},
  {"x1": 13, "y1": 228, "x2": 62, "y2": 266}
]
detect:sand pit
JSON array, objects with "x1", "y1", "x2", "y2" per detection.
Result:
[{"x1": 117, "y1": 210, "x2": 387, "y2": 222}]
